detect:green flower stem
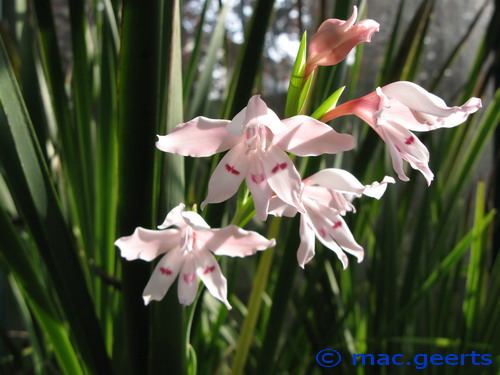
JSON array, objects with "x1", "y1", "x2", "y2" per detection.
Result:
[{"x1": 231, "y1": 217, "x2": 281, "y2": 375}]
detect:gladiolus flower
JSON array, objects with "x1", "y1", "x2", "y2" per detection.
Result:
[
  {"x1": 305, "y1": 6, "x2": 379, "y2": 78},
  {"x1": 321, "y1": 81, "x2": 482, "y2": 185},
  {"x1": 269, "y1": 169, "x2": 394, "y2": 268},
  {"x1": 157, "y1": 95, "x2": 355, "y2": 220},
  {"x1": 115, "y1": 203, "x2": 276, "y2": 308}
]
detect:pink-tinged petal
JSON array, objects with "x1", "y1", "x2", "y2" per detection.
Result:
[
  {"x1": 262, "y1": 146, "x2": 305, "y2": 214},
  {"x1": 115, "y1": 227, "x2": 180, "y2": 261},
  {"x1": 142, "y1": 249, "x2": 184, "y2": 305},
  {"x1": 305, "y1": 6, "x2": 379, "y2": 77},
  {"x1": 379, "y1": 122, "x2": 434, "y2": 185},
  {"x1": 268, "y1": 196, "x2": 298, "y2": 218},
  {"x1": 297, "y1": 215, "x2": 316, "y2": 268},
  {"x1": 324, "y1": 215, "x2": 364, "y2": 262},
  {"x1": 181, "y1": 211, "x2": 211, "y2": 230},
  {"x1": 275, "y1": 116, "x2": 355, "y2": 156},
  {"x1": 196, "y1": 225, "x2": 275, "y2": 257},
  {"x1": 305, "y1": 168, "x2": 366, "y2": 196},
  {"x1": 245, "y1": 157, "x2": 272, "y2": 220},
  {"x1": 307, "y1": 208, "x2": 349, "y2": 268},
  {"x1": 362, "y1": 176, "x2": 396, "y2": 199},
  {"x1": 304, "y1": 168, "x2": 395, "y2": 200},
  {"x1": 244, "y1": 95, "x2": 287, "y2": 134},
  {"x1": 303, "y1": 185, "x2": 355, "y2": 214},
  {"x1": 227, "y1": 107, "x2": 247, "y2": 136},
  {"x1": 380, "y1": 82, "x2": 482, "y2": 130},
  {"x1": 158, "y1": 203, "x2": 187, "y2": 229},
  {"x1": 177, "y1": 256, "x2": 199, "y2": 306},
  {"x1": 194, "y1": 250, "x2": 231, "y2": 309},
  {"x1": 201, "y1": 143, "x2": 250, "y2": 209},
  {"x1": 156, "y1": 117, "x2": 239, "y2": 157}
]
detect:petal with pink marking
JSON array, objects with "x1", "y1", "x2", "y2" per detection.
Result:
[
  {"x1": 142, "y1": 249, "x2": 184, "y2": 305},
  {"x1": 177, "y1": 256, "x2": 199, "y2": 306},
  {"x1": 297, "y1": 215, "x2": 316, "y2": 268},
  {"x1": 324, "y1": 215, "x2": 364, "y2": 262},
  {"x1": 156, "y1": 117, "x2": 239, "y2": 157},
  {"x1": 196, "y1": 225, "x2": 275, "y2": 257},
  {"x1": 262, "y1": 146, "x2": 305, "y2": 213},
  {"x1": 382, "y1": 122, "x2": 434, "y2": 185},
  {"x1": 195, "y1": 250, "x2": 231, "y2": 309},
  {"x1": 115, "y1": 227, "x2": 180, "y2": 261},
  {"x1": 245, "y1": 157, "x2": 272, "y2": 220},
  {"x1": 201, "y1": 143, "x2": 250, "y2": 209},
  {"x1": 276, "y1": 116, "x2": 355, "y2": 156},
  {"x1": 306, "y1": 206, "x2": 349, "y2": 268}
]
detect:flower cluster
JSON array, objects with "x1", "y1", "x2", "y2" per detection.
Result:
[{"x1": 115, "y1": 6, "x2": 481, "y2": 309}]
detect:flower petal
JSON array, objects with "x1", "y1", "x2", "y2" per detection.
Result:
[
  {"x1": 196, "y1": 225, "x2": 275, "y2": 257},
  {"x1": 181, "y1": 211, "x2": 211, "y2": 230},
  {"x1": 115, "y1": 227, "x2": 180, "y2": 261},
  {"x1": 244, "y1": 95, "x2": 287, "y2": 134},
  {"x1": 323, "y1": 215, "x2": 364, "y2": 262},
  {"x1": 305, "y1": 168, "x2": 395, "y2": 199},
  {"x1": 305, "y1": 6, "x2": 379, "y2": 77},
  {"x1": 201, "y1": 143, "x2": 249, "y2": 209},
  {"x1": 142, "y1": 249, "x2": 184, "y2": 305},
  {"x1": 156, "y1": 117, "x2": 239, "y2": 157},
  {"x1": 227, "y1": 106, "x2": 247, "y2": 136},
  {"x1": 268, "y1": 196, "x2": 298, "y2": 218},
  {"x1": 276, "y1": 116, "x2": 355, "y2": 156},
  {"x1": 262, "y1": 146, "x2": 305, "y2": 214},
  {"x1": 245, "y1": 157, "x2": 273, "y2": 220},
  {"x1": 305, "y1": 168, "x2": 366, "y2": 196},
  {"x1": 158, "y1": 203, "x2": 186, "y2": 229},
  {"x1": 381, "y1": 82, "x2": 482, "y2": 130},
  {"x1": 362, "y1": 176, "x2": 396, "y2": 199},
  {"x1": 195, "y1": 250, "x2": 231, "y2": 309},
  {"x1": 297, "y1": 215, "x2": 316, "y2": 268},
  {"x1": 177, "y1": 255, "x2": 199, "y2": 306},
  {"x1": 379, "y1": 122, "x2": 434, "y2": 185}
]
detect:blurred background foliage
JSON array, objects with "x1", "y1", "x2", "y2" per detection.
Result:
[{"x1": 0, "y1": 0, "x2": 498, "y2": 374}]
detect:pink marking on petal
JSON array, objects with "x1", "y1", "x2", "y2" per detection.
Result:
[
  {"x1": 251, "y1": 173, "x2": 265, "y2": 184},
  {"x1": 307, "y1": 223, "x2": 313, "y2": 230},
  {"x1": 203, "y1": 266, "x2": 216, "y2": 275},
  {"x1": 271, "y1": 162, "x2": 288, "y2": 174},
  {"x1": 405, "y1": 136, "x2": 415, "y2": 145},
  {"x1": 160, "y1": 267, "x2": 172, "y2": 275},
  {"x1": 395, "y1": 145, "x2": 401, "y2": 152},
  {"x1": 225, "y1": 163, "x2": 241, "y2": 175},
  {"x1": 318, "y1": 228, "x2": 326, "y2": 238},
  {"x1": 332, "y1": 221, "x2": 342, "y2": 229},
  {"x1": 183, "y1": 273, "x2": 195, "y2": 283}
]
